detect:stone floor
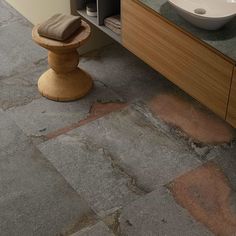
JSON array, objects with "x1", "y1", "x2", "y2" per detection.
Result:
[{"x1": 0, "y1": 1, "x2": 236, "y2": 235}]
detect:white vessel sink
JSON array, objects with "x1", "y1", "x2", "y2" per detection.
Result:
[{"x1": 168, "y1": 0, "x2": 236, "y2": 30}]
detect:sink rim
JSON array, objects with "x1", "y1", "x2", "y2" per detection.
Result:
[{"x1": 168, "y1": 0, "x2": 236, "y2": 19}]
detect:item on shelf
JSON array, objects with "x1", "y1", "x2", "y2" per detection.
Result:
[
  {"x1": 38, "y1": 14, "x2": 81, "y2": 41},
  {"x1": 86, "y1": 2, "x2": 97, "y2": 17},
  {"x1": 104, "y1": 15, "x2": 121, "y2": 35}
]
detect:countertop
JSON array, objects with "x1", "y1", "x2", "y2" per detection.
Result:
[{"x1": 138, "y1": 0, "x2": 236, "y2": 62}]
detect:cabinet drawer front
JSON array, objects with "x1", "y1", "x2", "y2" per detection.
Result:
[
  {"x1": 227, "y1": 67, "x2": 236, "y2": 127},
  {"x1": 122, "y1": 0, "x2": 233, "y2": 118}
]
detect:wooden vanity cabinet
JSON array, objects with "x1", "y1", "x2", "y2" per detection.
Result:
[
  {"x1": 227, "y1": 68, "x2": 236, "y2": 127},
  {"x1": 121, "y1": 0, "x2": 234, "y2": 119}
]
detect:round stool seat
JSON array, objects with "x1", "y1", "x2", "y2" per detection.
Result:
[{"x1": 32, "y1": 20, "x2": 93, "y2": 101}]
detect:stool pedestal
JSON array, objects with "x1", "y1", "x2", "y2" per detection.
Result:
[{"x1": 32, "y1": 21, "x2": 93, "y2": 101}]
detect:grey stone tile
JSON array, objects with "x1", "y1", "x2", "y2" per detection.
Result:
[
  {"x1": 212, "y1": 145, "x2": 236, "y2": 190},
  {"x1": 119, "y1": 187, "x2": 213, "y2": 236},
  {"x1": 218, "y1": 148, "x2": 236, "y2": 216},
  {"x1": 38, "y1": 132, "x2": 140, "y2": 217},
  {"x1": 0, "y1": 110, "x2": 95, "y2": 236},
  {"x1": 42, "y1": 105, "x2": 201, "y2": 192},
  {"x1": 7, "y1": 81, "x2": 123, "y2": 136},
  {"x1": 72, "y1": 222, "x2": 115, "y2": 236},
  {"x1": 0, "y1": 21, "x2": 47, "y2": 78},
  {"x1": 80, "y1": 44, "x2": 172, "y2": 102},
  {"x1": 0, "y1": 59, "x2": 48, "y2": 110},
  {"x1": 0, "y1": 0, "x2": 23, "y2": 27},
  {"x1": 0, "y1": 109, "x2": 28, "y2": 153}
]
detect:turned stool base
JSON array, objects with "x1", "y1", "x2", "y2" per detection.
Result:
[
  {"x1": 38, "y1": 68, "x2": 93, "y2": 101},
  {"x1": 32, "y1": 20, "x2": 93, "y2": 102}
]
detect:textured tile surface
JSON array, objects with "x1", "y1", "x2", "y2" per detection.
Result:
[
  {"x1": 0, "y1": 59, "x2": 47, "y2": 110},
  {"x1": 0, "y1": 21, "x2": 46, "y2": 78},
  {"x1": 119, "y1": 187, "x2": 212, "y2": 236},
  {"x1": 7, "y1": 81, "x2": 122, "y2": 136},
  {"x1": 213, "y1": 146, "x2": 236, "y2": 190},
  {"x1": 72, "y1": 222, "x2": 115, "y2": 236},
  {"x1": 39, "y1": 105, "x2": 202, "y2": 195},
  {"x1": 80, "y1": 44, "x2": 171, "y2": 102},
  {"x1": 46, "y1": 102, "x2": 127, "y2": 139},
  {"x1": 0, "y1": 110, "x2": 95, "y2": 236},
  {"x1": 38, "y1": 129, "x2": 140, "y2": 217},
  {"x1": 170, "y1": 160, "x2": 236, "y2": 235},
  {"x1": 149, "y1": 94, "x2": 235, "y2": 144},
  {"x1": 0, "y1": 1, "x2": 235, "y2": 235},
  {"x1": 0, "y1": 0, "x2": 23, "y2": 27}
]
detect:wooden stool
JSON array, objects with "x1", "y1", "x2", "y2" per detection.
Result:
[{"x1": 32, "y1": 21, "x2": 93, "y2": 101}]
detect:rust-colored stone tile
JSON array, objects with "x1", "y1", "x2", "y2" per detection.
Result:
[
  {"x1": 170, "y1": 162, "x2": 236, "y2": 236},
  {"x1": 89, "y1": 102, "x2": 126, "y2": 116},
  {"x1": 149, "y1": 94, "x2": 235, "y2": 144},
  {"x1": 46, "y1": 102, "x2": 127, "y2": 139}
]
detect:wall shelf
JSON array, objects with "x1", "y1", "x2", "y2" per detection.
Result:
[{"x1": 76, "y1": 0, "x2": 121, "y2": 43}]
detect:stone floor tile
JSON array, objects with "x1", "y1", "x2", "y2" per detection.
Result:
[
  {"x1": 0, "y1": 109, "x2": 28, "y2": 153},
  {"x1": 1, "y1": 2, "x2": 235, "y2": 234},
  {"x1": 212, "y1": 145, "x2": 236, "y2": 190},
  {"x1": 0, "y1": 21, "x2": 46, "y2": 78},
  {"x1": 170, "y1": 160, "x2": 236, "y2": 236},
  {"x1": 72, "y1": 222, "x2": 115, "y2": 236},
  {"x1": 80, "y1": 44, "x2": 172, "y2": 102},
  {"x1": 38, "y1": 132, "x2": 140, "y2": 217},
  {"x1": 89, "y1": 101, "x2": 127, "y2": 117},
  {"x1": 7, "y1": 81, "x2": 123, "y2": 137},
  {"x1": 0, "y1": 110, "x2": 95, "y2": 236},
  {"x1": 149, "y1": 93, "x2": 235, "y2": 144},
  {"x1": 46, "y1": 101, "x2": 127, "y2": 139},
  {"x1": 119, "y1": 187, "x2": 212, "y2": 236},
  {"x1": 0, "y1": 0, "x2": 23, "y2": 27},
  {"x1": 0, "y1": 59, "x2": 48, "y2": 110},
  {"x1": 39, "y1": 105, "x2": 202, "y2": 193}
]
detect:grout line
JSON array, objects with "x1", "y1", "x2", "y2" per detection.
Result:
[{"x1": 46, "y1": 102, "x2": 128, "y2": 140}]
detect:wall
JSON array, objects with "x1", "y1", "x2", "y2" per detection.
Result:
[
  {"x1": 5, "y1": 0, "x2": 71, "y2": 24},
  {"x1": 5, "y1": 0, "x2": 113, "y2": 53}
]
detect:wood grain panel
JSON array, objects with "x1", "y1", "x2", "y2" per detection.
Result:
[
  {"x1": 121, "y1": 0, "x2": 234, "y2": 118},
  {"x1": 227, "y1": 67, "x2": 236, "y2": 127}
]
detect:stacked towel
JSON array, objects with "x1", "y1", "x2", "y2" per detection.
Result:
[
  {"x1": 104, "y1": 15, "x2": 121, "y2": 35},
  {"x1": 38, "y1": 14, "x2": 82, "y2": 41}
]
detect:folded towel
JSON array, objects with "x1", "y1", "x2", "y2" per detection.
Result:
[
  {"x1": 104, "y1": 22, "x2": 121, "y2": 35},
  {"x1": 104, "y1": 15, "x2": 121, "y2": 35},
  {"x1": 104, "y1": 15, "x2": 121, "y2": 28},
  {"x1": 38, "y1": 14, "x2": 82, "y2": 41}
]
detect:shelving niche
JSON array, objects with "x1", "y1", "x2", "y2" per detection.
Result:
[{"x1": 76, "y1": 0, "x2": 121, "y2": 43}]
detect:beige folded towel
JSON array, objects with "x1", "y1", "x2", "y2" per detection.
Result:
[
  {"x1": 38, "y1": 14, "x2": 82, "y2": 41},
  {"x1": 104, "y1": 15, "x2": 121, "y2": 35}
]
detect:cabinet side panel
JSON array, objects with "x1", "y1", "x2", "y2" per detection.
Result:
[{"x1": 227, "y1": 67, "x2": 236, "y2": 127}]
